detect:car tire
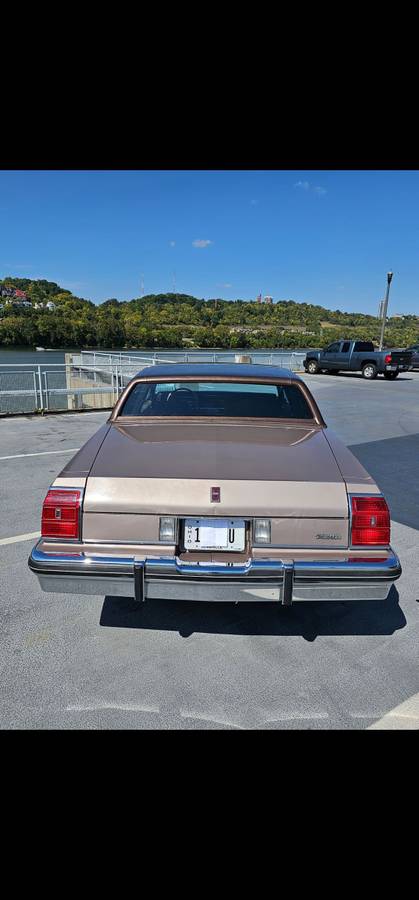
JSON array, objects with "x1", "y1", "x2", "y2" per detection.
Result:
[
  {"x1": 306, "y1": 360, "x2": 320, "y2": 374},
  {"x1": 362, "y1": 363, "x2": 377, "y2": 380},
  {"x1": 384, "y1": 371, "x2": 398, "y2": 380}
]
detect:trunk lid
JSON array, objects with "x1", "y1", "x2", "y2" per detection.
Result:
[{"x1": 83, "y1": 422, "x2": 349, "y2": 518}]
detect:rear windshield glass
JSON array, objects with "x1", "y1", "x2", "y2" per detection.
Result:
[
  {"x1": 119, "y1": 380, "x2": 313, "y2": 419},
  {"x1": 354, "y1": 341, "x2": 375, "y2": 351}
]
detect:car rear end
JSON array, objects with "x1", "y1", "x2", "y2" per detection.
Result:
[
  {"x1": 28, "y1": 365, "x2": 401, "y2": 605},
  {"x1": 28, "y1": 481, "x2": 401, "y2": 604}
]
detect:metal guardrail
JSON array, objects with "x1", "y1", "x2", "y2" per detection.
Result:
[
  {"x1": 79, "y1": 349, "x2": 307, "y2": 371},
  {"x1": 0, "y1": 363, "x2": 122, "y2": 415},
  {"x1": 0, "y1": 351, "x2": 307, "y2": 415}
]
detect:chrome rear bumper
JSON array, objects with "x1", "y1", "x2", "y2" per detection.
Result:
[{"x1": 28, "y1": 543, "x2": 402, "y2": 604}]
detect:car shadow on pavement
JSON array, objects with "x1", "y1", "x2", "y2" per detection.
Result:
[
  {"x1": 100, "y1": 584, "x2": 405, "y2": 641},
  {"x1": 349, "y1": 432, "x2": 419, "y2": 531}
]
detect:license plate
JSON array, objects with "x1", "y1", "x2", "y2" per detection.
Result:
[
  {"x1": 386, "y1": 365, "x2": 397, "y2": 370},
  {"x1": 184, "y1": 518, "x2": 245, "y2": 551}
]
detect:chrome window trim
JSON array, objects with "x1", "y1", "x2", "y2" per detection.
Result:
[{"x1": 111, "y1": 375, "x2": 325, "y2": 426}]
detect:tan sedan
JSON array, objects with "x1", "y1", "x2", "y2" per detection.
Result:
[{"x1": 28, "y1": 364, "x2": 401, "y2": 605}]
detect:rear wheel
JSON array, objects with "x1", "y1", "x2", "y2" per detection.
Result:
[
  {"x1": 362, "y1": 363, "x2": 377, "y2": 379},
  {"x1": 306, "y1": 360, "x2": 320, "y2": 374},
  {"x1": 384, "y1": 371, "x2": 398, "y2": 380}
]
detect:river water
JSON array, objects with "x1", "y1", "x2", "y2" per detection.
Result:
[{"x1": 0, "y1": 348, "x2": 73, "y2": 367}]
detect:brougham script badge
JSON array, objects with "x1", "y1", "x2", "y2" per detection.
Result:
[{"x1": 211, "y1": 487, "x2": 221, "y2": 502}]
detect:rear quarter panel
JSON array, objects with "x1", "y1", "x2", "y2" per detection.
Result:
[
  {"x1": 55, "y1": 423, "x2": 111, "y2": 480},
  {"x1": 324, "y1": 429, "x2": 380, "y2": 494}
]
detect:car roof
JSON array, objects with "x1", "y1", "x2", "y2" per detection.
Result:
[{"x1": 134, "y1": 363, "x2": 301, "y2": 381}]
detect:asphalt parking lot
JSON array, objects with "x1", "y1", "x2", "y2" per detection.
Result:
[{"x1": 1, "y1": 371, "x2": 419, "y2": 729}]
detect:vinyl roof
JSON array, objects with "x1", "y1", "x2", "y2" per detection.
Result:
[{"x1": 134, "y1": 363, "x2": 301, "y2": 380}]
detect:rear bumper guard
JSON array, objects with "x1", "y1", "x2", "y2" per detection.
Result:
[{"x1": 28, "y1": 544, "x2": 402, "y2": 604}]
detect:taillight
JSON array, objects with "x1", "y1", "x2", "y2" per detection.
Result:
[
  {"x1": 41, "y1": 489, "x2": 82, "y2": 539},
  {"x1": 351, "y1": 496, "x2": 390, "y2": 546},
  {"x1": 384, "y1": 354, "x2": 392, "y2": 364}
]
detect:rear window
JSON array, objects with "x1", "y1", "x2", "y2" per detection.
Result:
[
  {"x1": 119, "y1": 380, "x2": 314, "y2": 419},
  {"x1": 354, "y1": 341, "x2": 375, "y2": 351}
]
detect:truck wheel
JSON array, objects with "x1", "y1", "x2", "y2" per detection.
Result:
[
  {"x1": 306, "y1": 360, "x2": 320, "y2": 374},
  {"x1": 362, "y1": 363, "x2": 377, "y2": 380},
  {"x1": 384, "y1": 371, "x2": 398, "y2": 380}
]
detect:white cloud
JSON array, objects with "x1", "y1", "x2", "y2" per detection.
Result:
[
  {"x1": 294, "y1": 180, "x2": 327, "y2": 196},
  {"x1": 216, "y1": 282, "x2": 232, "y2": 288},
  {"x1": 192, "y1": 239, "x2": 213, "y2": 248},
  {"x1": 169, "y1": 240, "x2": 176, "y2": 247}
]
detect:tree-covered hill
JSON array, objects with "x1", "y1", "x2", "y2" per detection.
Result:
[{"x1": 0, "y1": 277, "x2": 418, "y2": 350}]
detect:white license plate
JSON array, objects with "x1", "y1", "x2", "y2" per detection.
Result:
[
  {"x1": 386, "y1": 365, "x2": 397, "y2": 370},
  {"x1": 184, "y1": 518, "x2": 245, "y2": 551}
]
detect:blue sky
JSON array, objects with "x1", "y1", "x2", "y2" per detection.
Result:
[{"x1": 1, "y1": 170, "x2": 419, "y2": 314}]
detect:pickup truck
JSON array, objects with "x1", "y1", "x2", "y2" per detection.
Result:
[{"x1": 303, "y1": 340, "x2": 413, "y2": 380}]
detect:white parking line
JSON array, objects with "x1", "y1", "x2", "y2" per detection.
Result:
[
  {"x1": 0, "y1": 531, "x2": 41, "y2": 546},
  {"x1": 367, "y1": 693, "x2": 419, "y2": 729},
  {"x1": 0, "y1": 448, "x2": 80, "y2": 461}
]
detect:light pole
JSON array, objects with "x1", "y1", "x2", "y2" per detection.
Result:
[{"x1": 378, "y1": 272, "x2": 393, "y2": 350}]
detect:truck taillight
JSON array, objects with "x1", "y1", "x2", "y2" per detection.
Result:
[
  {"x1": 384, "y1": 354, "x2": 392, "y2": 364},
  {"x1": 351, "y1": 496, "x2": 390, "y2": 546},
  {"x1": 41, "y1": 489, "x2": 82, "y2": 539}
]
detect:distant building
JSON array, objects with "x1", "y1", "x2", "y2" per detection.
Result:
[
  {"x1": 0, "y1": 286, "x2": 28, "y2": 299},
  {"x1": 256, "y1": 293, "x2": 262, "y2": 304},
  {"x1": 5, "y1": 298, "x2": 32, "y2": 308},
  {"x1": 264, "y1": 295, "x2": 273, "y2": 304},
  {"x1": 34, "y1": 301, "x2": 57, "y2": 310}
]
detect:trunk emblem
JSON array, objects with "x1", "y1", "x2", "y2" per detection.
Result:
[{"x1": 211, "y1": 487, "x2": 221, "y2": 502}]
